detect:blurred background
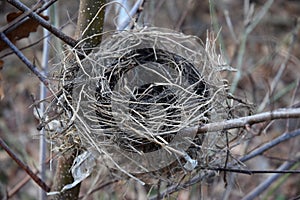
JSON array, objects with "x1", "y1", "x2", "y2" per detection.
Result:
[{"x1": 0, "y1": 0, "x2": 300, "y2": 199}]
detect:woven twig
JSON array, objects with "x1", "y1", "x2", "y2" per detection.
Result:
[{"x1": 45, "y1": 28, "x2": 233, "y2": 184}]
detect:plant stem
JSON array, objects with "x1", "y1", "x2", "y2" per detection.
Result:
[
  {"x1": 49, "y1": 150, "x2": 81, "y2": 200},
  {"x1": 0, "y1": 138, "x2": 50, "y2": 192},
  {"x1": 242, "y1": 158, "x2": 299, "y2": 200},
  {"x1": 39, "y1": 5, "x2": 50, "y2": 200},
  {"x1": 50, "y1": 1, "x2": 106, "y2": 199},
  {"x1": 0, "y1": 32, "x2": 49, "y2": 87}
]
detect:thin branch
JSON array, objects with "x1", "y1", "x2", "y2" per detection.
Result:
[
  {"x1": 8, "y1": 174, "x2": 34, "y2": 197},
  {"x1": 117, "y1": 0, "x2": 144, "y2": 31},
  {"x1": 240, "y1": 129, "x2": 300, "y2": 163},
  {"x1": 199, "y1": 167, "x2": 300, "y2": 175},
  {"x1": 39, "y1": 5, "x2": 51, "y2": 200},
  {"x1": 241, "y1": 159, "x2": 299, "y2": 200},
  {"x1": 0, "y1": 34, "x2": 46, "y2": 59},
  {"x1": 2, "y1": 0, "x2": 58, "y2": 35},
  {"x1": 148, "y1": 172, "x2": 216, "y2": 200},
  {"x1": 149, "y1": 127, "x2": 300, "y2": 199},
  {"x1": 0, "y1": 32, "x2": 49, "y2": 87},
  {"x1": 0, "y1": 12, "x2": 77, "y2": 60},
  {"x1": 223, "y1": 9, "x2": 238, "y2": 42},
  {"x1": 230, "y1": 0, "x2": 274, "y2": 93},
  {"x1": 188, "y1": 108, "x2": 300, "y2": 134},
  {"x1": 7, "y1": 0, "x2": 77, "y2": 48},
  {"x1": 258, "y1": 18, "x2": 300, "y2": 112},
  {"x1": 8, "y1": 153, "x2": 55, "y2": 198},
  {"x1": 78, "y1": 180, "x2": 119, "y2": 199},
  {"x1": 0, "y1": 138, "x2": 51, "y2": 192},
  {"x1": 36, "y1": 0, "x2": 58, "y2": 14},
  {"x1": 0, "y1": 0, "x2": 43, "y2": 33}
]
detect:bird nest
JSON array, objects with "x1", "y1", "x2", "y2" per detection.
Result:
[{"x1": 44, "y1": 27, "x2": 230, "y2": 184}]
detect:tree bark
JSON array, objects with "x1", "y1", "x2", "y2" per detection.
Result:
[
  {"x1": 50, "y1": 1, "x2": 106, "y2": 199},
  {"x1": 50, "y1": 150, "x2": 80, "y2": 200},
  {"x1": 76, "y1": 0, "x2": 105, "y2": 49}
]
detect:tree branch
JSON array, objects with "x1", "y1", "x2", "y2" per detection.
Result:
[
  {"x1": 7, "y1": 0, "x2": 78, "y2": 48},
  {"x1": 116, "y1": 0, "x2": 144, "y2": 31},
  {"x1": 240, "y1": 129, "x2": 300, "y2": 163},
  {"x1": 0, "y1": 138, "x2": 50, "y2": 193},
  {"x1": 187, "y1": 108, "x2": 300, "y2": 134},
  {"x1": 242, "y1": 158, "x2": 299, "y2": 200},
  {"x1": 149, "y1": 128, "x2": 300, "y2": 199},
  {"x1": 0, "y1": 32, "x2": 49, "y2": 87}
]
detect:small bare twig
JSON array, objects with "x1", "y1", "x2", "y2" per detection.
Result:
[
  {"x1": 78, "y1": 180, "x2": 119, "y2": 199},
  {"x1": 240, "y1": 129, "x2": 300, "y2": 163},
  {"x1": 0, "y1": 35, "x2": 46, "y2": 59},
  {"x1": 7, "y1": 0, "x2": 78, "y2": 48},
  {"x1": 223, "y1": 9, "x2": 238, "y2": 42},
  {"x1": 0, "y1": 0, "x2": 43, "y2": 33},
  {"x1": 7, "y1": 153, "x2": 55, "y2": 198},
  {"x1": 149, "y1": 128, "x2": 300, "y2": 199},
  {"x1": 36, "y1": 0, "x2": 58, "y2": 14},
  {"x1": 242, "y1": 158, "x2": 300, "y2": 200},
  {"x1": 131, "y1": 0, "x2": 146, "y2": 30},
  {"x1": 230, "y1": 0, "x2": 274, "y2": 94},
  {"x1": 1, "y1": 0, "x2": 57, "y2": 36},
  {"x1": 8, "y1": 174, "x2": 34, "y2": 197},
  {"x1": 148, "y1": 172, "x2": 216, "y2": 200},
  {"x1": 116, "y1": 0, "x2": 145, "y2": 31},
  {"x1": 156, "y1": 180, "x2": 161, "y2": 200},
  {"x1": 198, "y1": 167, "x2": 300, "y2": 175},
  {"x1": 0, "y1": 138, "x2": 51, "y2": 192},
  {"x1": 39, "y1": 5, "x2": 51, "y2": 199},
  {"x1": 258, "y1": 18, "x2": 300, "y2": 112},
  {"x1": 0, "y1": 32, "x2": 49, "y2": 87}
]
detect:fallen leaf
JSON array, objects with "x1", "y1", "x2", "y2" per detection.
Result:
[{"x1": 0, "y1": 12, "x2": 49, "y2": 52}]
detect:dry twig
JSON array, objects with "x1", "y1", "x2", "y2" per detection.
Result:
[
  {"x1": 7, "y1": 0, "x2": 77, "y2": 48},
  {"x1": 0, "y1": 32, "x2": 49, "y2": 86},
  {"x1": 194, "y1": 108, "x2": 300, "y2": 134},
  {"x1": 0, "y1": 138, "x2": 51, "y2": 193}
]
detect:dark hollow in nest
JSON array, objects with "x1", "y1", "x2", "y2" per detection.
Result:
[{"x1": 95, "y1": 48, "x2": 209, "y2": 153}]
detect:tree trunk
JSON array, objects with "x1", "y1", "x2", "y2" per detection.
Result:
[{"x1": 50, "y1": 1, "x2": 105, "y2": 199}]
